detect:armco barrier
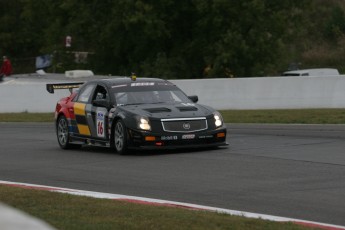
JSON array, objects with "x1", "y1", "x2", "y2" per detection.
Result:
[{"x1": 1, "y1": 75, "x2": 345, "y2": 113}]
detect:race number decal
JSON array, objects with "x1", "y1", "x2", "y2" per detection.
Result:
[{"x1": 96, "y1": 110, "x2": 105, "y2": 137}]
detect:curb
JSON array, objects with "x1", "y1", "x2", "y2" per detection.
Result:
[{"x1": 1, "y1": 180, "x2": 345, "y2": 230}]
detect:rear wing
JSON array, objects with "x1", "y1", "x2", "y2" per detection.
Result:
[{"x1": 46, "y1": 82, "x2": 84, "y2": 94}]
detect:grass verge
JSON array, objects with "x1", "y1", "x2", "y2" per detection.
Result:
[
  {"x1": 0, "y1": 112, "x2": 54, "y2": 122},
  {"x1": 0, "y1": 185, "x2": 316, "y2": 230},
  {"x1": 220, "y1": 109, "x2": 345, "y2": 124}
]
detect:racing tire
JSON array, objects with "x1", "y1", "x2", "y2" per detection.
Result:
[
  {"x1": 114, "y1": 119, "x2": 128, "y2": 155},
  {"x1": 57, "y1": 115, "x2": 80, "y2": 149}
]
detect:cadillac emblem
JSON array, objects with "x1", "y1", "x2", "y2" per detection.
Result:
[{"x1": 183, "y1": 122, "x2": 191, "y2": 130}]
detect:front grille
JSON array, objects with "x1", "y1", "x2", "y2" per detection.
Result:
[{"x1": 161, "y1": 117, "x2": 207, "y2": 133}]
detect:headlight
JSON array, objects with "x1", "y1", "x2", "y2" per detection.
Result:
[
  {"x1": 214, "y1": 112, "x2": 223, "y2": 128},
  {"x1": 138, "y1": 117, "x2": 151, "y2": 131}
]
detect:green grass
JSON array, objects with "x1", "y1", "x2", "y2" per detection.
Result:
[
  {"x1": 0, "y1": 185, "x2": 316, "y2": 230},
  {"x1": 1, "y1": 109, "x2": 345, "y2": 123},
  {"x1": 0, "y1": 112, "x2": 54, "y2": 122},
  {"x1": 220, "y1": 109, "x2": 345, "y2": 124}
]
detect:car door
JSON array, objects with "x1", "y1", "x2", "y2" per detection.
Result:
[{"x1": 85, "y1": 84, "x2": 111, "y2": 141}]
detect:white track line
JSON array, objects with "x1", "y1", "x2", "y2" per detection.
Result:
[{"x1": 1, "y1": 180, "x2": 344, "y2": 230}]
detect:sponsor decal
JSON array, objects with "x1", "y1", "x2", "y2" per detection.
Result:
[
  {"x1": 157, "y1": 82, "x2": 174, "y2": 86},
  {"x1": 96, "y1": 110, "x2": 105, "y2": 137},
  {"x1": 53, "y1": 83, "x2": 82, "y2": 89},
  {"x1": 182, "y1": 134, "x2": 195, "y2": 139},
  {"x1": 161, "y1": 136, "x2": 178, "y2": 141},
  {"x1": 199, "y1": 135, "x2": 213, "y2": 139},
  {"x1": 131, "y1": 82, "x2": 154, "y2": 87}
]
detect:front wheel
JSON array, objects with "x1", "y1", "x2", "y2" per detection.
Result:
[{"x1": 114, "y1": 119, "x2": 128, "y2": 154}]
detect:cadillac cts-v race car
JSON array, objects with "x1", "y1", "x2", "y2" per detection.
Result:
[{"x1": 47, "y1": 77, "x2": 227, "y2": 154}]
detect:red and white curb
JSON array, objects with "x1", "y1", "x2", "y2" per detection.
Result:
[{"x1": 1, "y1": 180, "x2": 344, "y2": 230}]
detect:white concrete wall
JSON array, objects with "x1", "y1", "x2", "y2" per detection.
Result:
[
  {"x1": 1, "y1": 75, "x2": 345, "y2": 112},
  {"x1": 172, "y1": 76, "x2": 345, "y2": 110},
  {"x1": 0, "y1": 83, "x2": 69, "y2": 112}
]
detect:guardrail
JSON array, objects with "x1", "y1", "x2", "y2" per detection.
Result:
[{"x1": 1, "y1": 74, "x2": 345, "y2": 112}]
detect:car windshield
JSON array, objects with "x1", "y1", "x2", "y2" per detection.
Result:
[{"x1": 111, "y1": 83, "x2": 192, "y2": 106}]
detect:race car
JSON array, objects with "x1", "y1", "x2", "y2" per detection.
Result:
[{"x1": 47, "y1": 76, "x2": 228, "y2": 154}]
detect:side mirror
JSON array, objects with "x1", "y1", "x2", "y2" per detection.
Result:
[
  {"x1": 93, "y1": 99, "x2": 111, "y2": 109},
  {"x1": 188, "y1": 95, "x2": 198, "y2": 103}
]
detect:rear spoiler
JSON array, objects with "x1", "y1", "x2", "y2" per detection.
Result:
[{"x1": 46, "y1": 82, "x2": 84, "y2": 94}]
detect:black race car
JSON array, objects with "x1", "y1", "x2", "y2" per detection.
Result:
[{"x1": 47, "y1": 77, "x2": 228, "y2": 154}]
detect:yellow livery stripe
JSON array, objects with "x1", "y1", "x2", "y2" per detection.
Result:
[
  {"x1": 73, "y1": 103, "x2": 91, "y2": 136},
  {"x1": 74, "y1": 103, "x2": 86, "y2": 116},
  {"x1": 77, "y1": 124, "x2": 91, "y2": 136}
]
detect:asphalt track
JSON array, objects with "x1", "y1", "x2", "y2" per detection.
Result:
[{"x1": 0, "y1": 123, "x2": 344, "y2": 226}]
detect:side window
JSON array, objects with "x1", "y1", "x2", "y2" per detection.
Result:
[
  {"x1": 76, "y1": 84, "x2": 95, "y2": 103},
  {"x1": 93, "y1": 85, "x2": 109, "y2": 101},
  {"x1": 171, "y1": 91, "x2": 183, "y2": 102},
  {"x1": 115, "y1": 92, "x2": 128, "y2": 105}
]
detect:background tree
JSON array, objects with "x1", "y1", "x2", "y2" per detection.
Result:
[{"x1": 1, "y1": 0, "x2": 345, "y2": 77}]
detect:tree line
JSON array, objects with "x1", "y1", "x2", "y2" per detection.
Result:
[{"x1": 1, "y1": 0, "x2": 345, "y2": 78}]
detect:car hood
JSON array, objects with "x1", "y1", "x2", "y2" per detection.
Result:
[{"x1": 119, "y1": 103, "x2": 215, "y2": 119}]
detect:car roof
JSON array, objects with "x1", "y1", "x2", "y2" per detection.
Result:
[{"x1": 88, "y1": 77, "x2": 171, "y2": 87}]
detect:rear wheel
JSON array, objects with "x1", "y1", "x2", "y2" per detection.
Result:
[
  {"x1": 114, "y1": 119, "x2": 128, "y2": 154},
  {"x1": 57, "y1": 115, "x2": 80, "y2": 149}
]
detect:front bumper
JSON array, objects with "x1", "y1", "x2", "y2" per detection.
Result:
[{"x1": 127, "y1": 128, "x2": 228, "y2": 150}]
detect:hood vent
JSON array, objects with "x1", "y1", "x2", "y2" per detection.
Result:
[
  {"x1": 177, "y1": 106, "x2": 198, "y2": 112},
  {"x1": 144, "y1": 107, "x2": 171, "y2": 113}
]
